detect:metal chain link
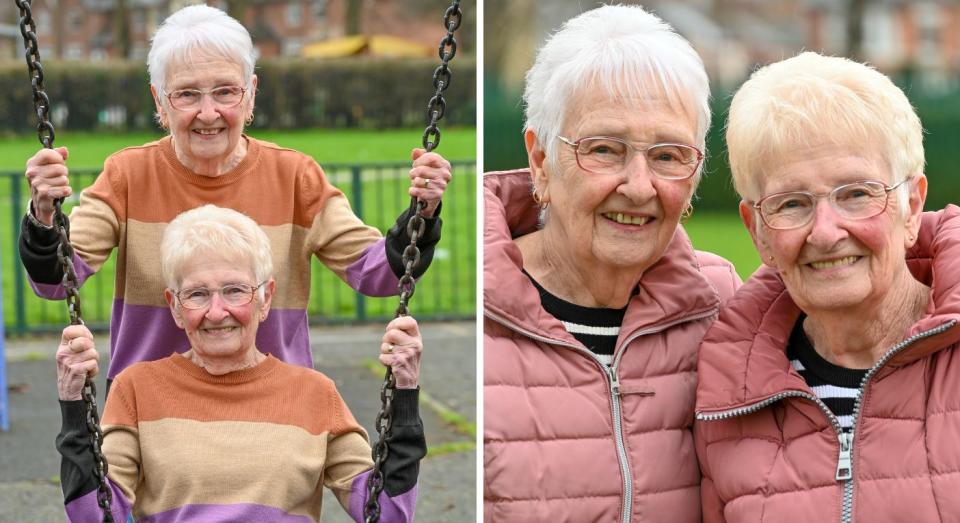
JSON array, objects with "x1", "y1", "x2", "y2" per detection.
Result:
[
  {"x1": 14, "y1": 1, "x2": 113, "y2": 521},
  {"x1": 363, "y1": 2, "x2": 462, "y2": 521}
]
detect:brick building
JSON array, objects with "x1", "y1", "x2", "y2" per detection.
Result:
[{"x1": 1, "y1": 0, "x2": 455, "y2": 61}]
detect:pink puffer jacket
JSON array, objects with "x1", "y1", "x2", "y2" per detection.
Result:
[
  {"x1": 484, "y1": 169, "x2": 741, "y2": 522},
  {"x1": 695, "y1": 205, "x2": 960, "y2": 523}
]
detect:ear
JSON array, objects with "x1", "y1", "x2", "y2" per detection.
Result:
[
  {"x1": 903, "y1": 174, "x2": 928, "y2": 249},
  {"x1": 740, "y1": 200, "x2": 776, "y2": 267},
  {"x1": 258, "y1": 278, "x2": 275, "y2": 322},
  {"x1": 164, "y1": 288, "x2": 185, "y2": 329},
  {"x1": 524, "y1": 129, "x2": 550, "y2": 202},
  {"x1": 150, "y1": 85, "x2": 168, "y2": 129},
  {"x1": 246, "y1": 74, "x2": 258, "y2": 122}
]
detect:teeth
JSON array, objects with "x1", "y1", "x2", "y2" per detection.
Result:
[
  {"x1": 195, "y1": 129, "x2": 220, "y2": 135},
  {"x1": 605, "y1": 212, "x2": 651, "y2": 226},
  {"x1": 810, "y1": 256, "x2": 859, "y2": 269}
]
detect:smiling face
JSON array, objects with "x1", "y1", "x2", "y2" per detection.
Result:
[
  {"x1": 741, "y1": 144, "x2": 926, "y2": 315},
  {"x1": 531, "y1": 91, "x2": 699, "y2": 276},
  {"x1": 152, "y1": 52, "x2": 256, "y2": 176},
  {"x1": 164, "y1": 257, "x2": 273, "y2": 366}
]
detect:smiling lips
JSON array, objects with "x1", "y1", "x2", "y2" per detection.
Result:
[
  {"x1": 603, "y1": 212, "x2": 653, "y2": 226},
  {"x1": 808, "y1": 255, "x2": 860, "y2": 270},
  {"x1": 193, "y1": 128, "x2": 222, "y2": 135}
]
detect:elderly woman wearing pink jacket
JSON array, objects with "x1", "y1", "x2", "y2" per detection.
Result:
[
  {"x1": 695, "y1": 52, "x2": 960, "y2": 522},
  {"x1": 483, "y1": 5, "x2": 742, "y2": 522}
]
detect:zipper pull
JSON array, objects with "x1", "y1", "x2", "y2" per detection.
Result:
[
  {"x1": 835, "y1": 430, "x2": 853, "y2": 481},
  {"x1": 608, "y1": 368, "x2": 621, "y2": 396}
]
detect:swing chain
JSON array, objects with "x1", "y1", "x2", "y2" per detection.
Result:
[
  {"x1": 422, "y1": 0, "x2": 462, "y2": 153},
  {"x1": 363, "y1": 2, "x2": 461, "y2": 522},
  {"x1": 14, "y1": 1, "x2": 113, "y2": 521}
]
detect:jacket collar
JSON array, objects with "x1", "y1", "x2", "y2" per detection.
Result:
[
  {"x1": 483, "y1": 169, "x2": 721, "y2": 352},
  {"x1": 696, "y1": 205, "x2": 960, "y2": 414}
]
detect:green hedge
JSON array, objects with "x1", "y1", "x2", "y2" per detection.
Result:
[
  {"x1": 484, "y1": 81, "x2": 960, "y2": 212},
  {"x1": 1, "y1": 56, "x2": 476, "y2": 134}
]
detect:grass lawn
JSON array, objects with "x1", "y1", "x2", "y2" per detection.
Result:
[
  {"x1": 2, "y1": 127, "x2": 476, "y2": 335},
  {"x1": 685, "y1": 211, "x2": 763, "y2": 281}
]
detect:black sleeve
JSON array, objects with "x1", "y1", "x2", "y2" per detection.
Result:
[
  {"x1": 381, "y1": 388, "x2": 426, "y2": 496},
  {"x1": 19, "y1": 209, "x2": 67, "y2": 284},
  {"x1": 385, "y1": 204, "x2": 442, "y2": 280},
  {"x1": 55, "y1": 400, "x2": 99, "y2": 503}
]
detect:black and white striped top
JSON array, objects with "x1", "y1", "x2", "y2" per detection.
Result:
[
  {"x1": 787, "y1": 317, "x2": 868, "y2": 430},
  {"x1": 525, "y1": 271, "x2": 626, "y2": 368}
]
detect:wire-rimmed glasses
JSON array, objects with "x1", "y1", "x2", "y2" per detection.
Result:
[
  {"x1": 557, "y1": 135, "x2": 703, "y2": 180},
  {"x1": 175, "y1": 282, "x2": 265, "y2": 310},
  {"x1": 752, "y1": 178, "x2": 912, "y2": 230},
  {"x1": 163, "y1": 85, "x2": 247, "y2": 111}
]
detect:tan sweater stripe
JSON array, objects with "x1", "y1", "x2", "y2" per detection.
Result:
[
  {"x1": 120, "y1": 220, "x2": 311, "y2": 308},
  {"x1": 130, "y1": 419, "x2": 363, "y2": 520},
  {"x1": 307, "y1": 197, "x2": 383, "y2": 279}
]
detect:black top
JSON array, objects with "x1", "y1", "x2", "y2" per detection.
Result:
[
  {"x1": 525, "y1": 270, "x2": 626, "y2": 366},
  {"x1": 787, "y1": 316, "x2": 868, "y2": 430}
]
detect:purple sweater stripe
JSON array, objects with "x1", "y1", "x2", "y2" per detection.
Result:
[
  {"x1": 346, "y1": 239, "x2": 401, "y2": 297},
  {"x1": 64, "y1": 482, "x2": 133, "y2": 522},
  {"x1": 29, "y1": 253, "x2": 96, "y2": 299},
  {"x1": 138, "y1": 503, "x2": 314, "y2": 522},
  {"x1": 106, "y1": 301, "x2": 313, "y2": 378},
  {"x1": 347, "y1": 470, "x2": 418, "y2": 523}
]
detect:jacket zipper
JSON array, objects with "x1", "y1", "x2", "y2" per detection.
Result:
[
  {"x1": 488, "y1": 305, "x2": 720, "y2": 523},
  {"x1": 696, "y1": 320, "x2": 956, "y2": 523}
]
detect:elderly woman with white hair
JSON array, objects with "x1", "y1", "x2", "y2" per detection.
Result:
[
  {"x1": 55, "y1": 205, "x2": 426, "y2": 522},
  {"x1": 483, "y1": 5, "x2": 740, "y2": 522},
  {"x1": 694, "y1": 52, "x2": 960, "y2": 521},
  {"x1": 19, "y1": 4, "x2": 451, "y2": 384}
]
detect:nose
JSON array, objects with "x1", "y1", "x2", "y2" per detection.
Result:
[
  {"x1": 616, "y1": 154, "x2": 657, "y2": 203},
  {"x1": 196, "y1": 93, "x2": 221, "y2": 122},
  {"x1": 806, "y1": 198, "x2": 848, "y2": 247},
  {"x1": 203, "y1": 292, "x2": 231, "y2": 322}
]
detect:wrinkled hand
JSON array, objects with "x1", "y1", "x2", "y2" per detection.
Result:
[
  {"x1": 25, "y1": 146, "x2": 71, "y2": 226},
  {"x1": 379, "y1": 316, "x2": 423, "y2": 389},
  {"x1": 56, "y1": 324, "x2": 99, "y2": 401},
  {"x1": 408, "y1": 148, "x2": 452, "y2": 218}
]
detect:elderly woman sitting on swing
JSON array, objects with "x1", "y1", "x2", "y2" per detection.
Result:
[{"x1": 55, "y1": 205, "x2": 425, "y2": 522}]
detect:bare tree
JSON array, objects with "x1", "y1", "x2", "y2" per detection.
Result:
[
  {"x1": 113, "y1": 0, "x2": 130, "y2": 58},
  {"x1": 845, "y1": 0, "x2": 866, "y2": 61},
  {"x1": 226, "y1": 0, "x2": 247, "y2": 22},
  {"x1": 346, "y1": 0, "x2": 361, "y2": 35}
]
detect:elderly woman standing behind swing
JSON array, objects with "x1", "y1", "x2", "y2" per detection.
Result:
[
  {"x1": 483, "y1": 5, "x2": 741, "y2": 522},
  {"x1": 19, "y1": 4, "x2": 451, "y2": 382},
  {"x1": 56, "y1": 205, "x2": 426, "y2": 522}
]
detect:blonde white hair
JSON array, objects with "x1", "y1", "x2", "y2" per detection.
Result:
[
  {"x1": 148, "y1": 4, "x2": 255, "y2": 93},
  {"x1": 161, "y1": 205, "x2": 273, "y2": 293},
  {"x1": 726, "y1": 51, "x2": 923, "y2": 205},
  {"x1": 523, "y1": 4, "x2": 711, "y2": 170}
]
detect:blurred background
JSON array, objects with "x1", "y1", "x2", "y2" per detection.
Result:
[{"x1": 485, "y1": 0, "x2": 960, "y2": 278}]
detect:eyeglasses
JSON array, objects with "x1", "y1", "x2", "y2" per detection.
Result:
[
  {"x1": 752, "y1": 178, "x2": 911, "y2": 230},
  {"x1": 557, "y1": 135, "x2": 703, "y2": 180},
  {"x1": 175, "y1": 282, "x2": 265, "y2": 310},
  {"x1": 163, "y1": 85, "x2": 247, "y2": 111}
]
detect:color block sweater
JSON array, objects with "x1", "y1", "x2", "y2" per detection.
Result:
[
  {"x1": 19, "y1": 136, "x2": 440, "y2": 378},
  {"x1": 57, "y1": 354, "x2": 425, "y2": 522}
]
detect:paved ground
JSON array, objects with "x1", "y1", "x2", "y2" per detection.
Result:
[{"x1": 0, "y1": 321, "x2": 477, "y2": 523}]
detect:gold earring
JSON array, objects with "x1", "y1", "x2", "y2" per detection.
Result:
[
  {"x1": 681, "y1": 205, "x2": 693, "y2": 223},
  {"x1": 245, "y1": 113, "x2": 254, "y2": 126},
  {"x1": 532, "y1": 188, "x2": 545, "y2": 208}
]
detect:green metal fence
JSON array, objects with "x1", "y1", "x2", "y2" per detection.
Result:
[{"x1": 2, "y1": 161, "x2": 476, "y2": 336}]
